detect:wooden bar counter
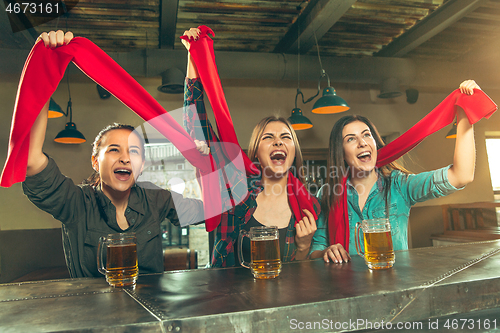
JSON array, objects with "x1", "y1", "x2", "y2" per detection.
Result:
[{"x1": 1, "y1": 241, "x2": 500, "y2": 332}]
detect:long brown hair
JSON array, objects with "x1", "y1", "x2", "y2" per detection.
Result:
[
  {"x1": 321, "y1": 115, "x2": 410, "y2": 215},
  {"x1": 82, "y1": 123, "x2": 145, "y2": 187},
  {"x1": 247, "y1": 116, "x2": 305, "y2": 184}
]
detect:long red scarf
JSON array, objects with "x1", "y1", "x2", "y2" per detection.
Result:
[
  {"x1": 0, "y1": 36, "x2": 226, "y2": 231},
  {"x1": 328, "y1": 89, "x2": 497, "y2": 248},
  {"x1": 180, "y1": 26, "x2": 317, "y2": 224}
]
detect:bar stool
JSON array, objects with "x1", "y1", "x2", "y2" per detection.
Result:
[{"x1": 163, "y1": 248, "x2": 198, "y2": 271}]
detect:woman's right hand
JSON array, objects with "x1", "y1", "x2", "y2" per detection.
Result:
[
  {"x1": 181, "y1": 28, "x2": 201, "y2": 51},
  {"x1": 38, "y1": 30, "x2": 73, "y2": 48},
  {"x1": 321, "y1": 243, "x2": 351, "y2": 263}
]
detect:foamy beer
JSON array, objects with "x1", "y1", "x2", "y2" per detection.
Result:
[
  {"x1": 355, "y1": 218, "x2": 395, "y2": 269},
  {"x1": 239, "y1": 226, "x2": 281, "y2": 279},
  {"x1": 97, "y1": 232, "x2": 138, "y2": 287}
]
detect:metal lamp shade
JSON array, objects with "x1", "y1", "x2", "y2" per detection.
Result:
[
  {"x1": 378, "y1": 77, "x2": 402, "y2": 99},
  {"x1": 312, "y1": 87, "x2": 350, "y2": 114},
  {"x1": 446, "y1": 122, "x2": 457, "y2": 139},
  {"x1": 157, "y1": 68, "x2": 184, "y2": 94},
  {"x1": 288, "y1": 108, "x2": 313, "y2": 130},
  {"x1": 48, "y1": 98, "x2": 65, "y2": 118},
  {"x1": 54, "y1": 122, "x2": 86, "y2": 144}
]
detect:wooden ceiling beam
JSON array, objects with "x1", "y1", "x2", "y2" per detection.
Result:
[
  {"x1": 159, "y1": 0, "x2": 179, "y2": 49},
  {"x1": 376, "y1": 0, "x2": 490, "y2": 57},
  {"x1": 273, "y1": 0, "x2": 356, "y2": 54}
]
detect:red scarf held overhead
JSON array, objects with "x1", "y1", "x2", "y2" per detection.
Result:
[
  {"x1": 180, "y1": 26, "x2": 318, "y2": 224},
  {"x1": 329, "y1": 89, "x2": 497, "y2": 249},
  {"x1": 0, "y1": 37, "x2": 227, "y2": 231}
]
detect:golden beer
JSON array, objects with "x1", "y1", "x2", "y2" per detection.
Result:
[
  {"x1": 239, "y1": 226, "x2": 282, "y2": 279},
  {"x1": 106, "y1": 243, "x2": 138, "y2": 287},
  {"x1": 355, "y1": 218, "x2": 395, "y2": 270},
  {"x1": 363, "y1": 230, "x2": 395, "y2": 269},
  {"x1": 250, "y1": 237, "x2": 281, "y2": 279},
  {"x1": 98, "y1": 233, "x2": 138, "y2": 287}
]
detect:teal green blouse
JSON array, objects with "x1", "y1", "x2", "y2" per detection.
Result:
[{"x1": 309, "y1": 166, "x2": 461, "y2": 255}]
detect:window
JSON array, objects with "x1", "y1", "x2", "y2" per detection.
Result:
[
  {"x1": 140, "y1": 141, "x2": 208, "y2": 267},
  {"x1": 485, "y1": 136, "x2": 500, "y2": 223},
  {"x1": 486, "y1": 137, "x2": 500, "y2": 195}
]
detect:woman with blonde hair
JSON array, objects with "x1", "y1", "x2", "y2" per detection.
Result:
[{"x1": 182, "y1": 27, "x2": 320, "y2": 267}]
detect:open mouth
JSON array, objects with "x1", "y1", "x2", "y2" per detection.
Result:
[
  {"x1": 270, "y1": 150, "x2": 287, "y2": 165},
  {"x1": 114, "y1": 168, "x2": 132, "y2": 181},
  {"x1": 357, "y1": 151, "x2": 371, "y2": 162}
]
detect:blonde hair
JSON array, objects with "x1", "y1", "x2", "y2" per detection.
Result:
[{"x1": 247, "y1": 116, "x2": 305, "y2": 184}]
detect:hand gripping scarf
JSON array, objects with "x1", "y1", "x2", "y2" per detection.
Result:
[
  {"x1": 0, "y1": 36, "x2": 226, "y2": 231},
  {"x1": 328, "y1": 88, "x2": 497, "y2": 249},
  {"x1": 180, "y1": 26, "x2": 318, "y2": 224}
]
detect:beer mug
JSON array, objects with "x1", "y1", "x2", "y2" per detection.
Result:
[
  {"x1": 238, "y1": 226, "x2": 281, "y2": 279},
  {"x1": 97, "y1": 232, "x2": 138, "y2": 287},
  {"x1": 355, "y1": 218, "x2": 395, "y2": 270}
]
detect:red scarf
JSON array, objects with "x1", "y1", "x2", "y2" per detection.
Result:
[
  {"x1": 181, "y1": 26, "x2": 318, "y2": 224},
  {"x1": 0, "y1": 36, "x2": 226, "y2": 231},
  {"x1": 328, "y1": 89, "x2": 497, "y2": 248}
]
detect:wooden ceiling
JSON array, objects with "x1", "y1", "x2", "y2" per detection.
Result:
[{"x1": 1, "y1": 0, "x2": 500, "y2": 66}]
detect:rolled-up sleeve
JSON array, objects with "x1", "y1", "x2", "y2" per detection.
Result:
[{"x1": 395, "y1": 165, "x2": 462, "y2": 206}]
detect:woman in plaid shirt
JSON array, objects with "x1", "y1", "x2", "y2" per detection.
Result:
[{"x1": 182, "y1": 28, "x2": 321, "y2": 268}]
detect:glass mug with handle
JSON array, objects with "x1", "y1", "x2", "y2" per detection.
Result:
[
  {"x1": 355, "y1": 218, "x2": 395, "y2": 269},
  {"x1": 238, "y1": 226, "x2": 282, "y2": 279},
  {"x1": 97, "y1": 232, "x2": 138, "y2": 287}
]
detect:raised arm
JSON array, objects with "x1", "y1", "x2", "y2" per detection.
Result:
[
  {"x1": 447, "y1": 80, "x2": 478, "y2": 189},
  {"x1": 27, "y1": 30, "x2": 73, "y2": 176},
  {"x1": 182, "y1": 28, "x2": 219, "y2": 143}
]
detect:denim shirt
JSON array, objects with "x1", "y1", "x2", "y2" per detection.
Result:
[{"x1": 310, "y1": 166, "x2": 461, "y2": 255}]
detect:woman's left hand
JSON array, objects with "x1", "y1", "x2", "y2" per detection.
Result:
[
  {"x1": 181, "y1": 27, "x2": 201, "y2": 51},
  {"x1": 294, "y1": 209, "x2": 317, "y2": 257},
  {"x1": 459, "y1": 80, "x2": 481, "y2": 95},
  {"x1": 194, "y1": 139, "x2": 210, "y2": 155}
]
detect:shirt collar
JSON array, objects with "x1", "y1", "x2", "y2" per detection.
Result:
[
  {"x1": 346, "y1": 170, "x2": 383, "y2": 194},
  {"x1": 95, "y1": 184, "x2": 145, "y2": 215}
]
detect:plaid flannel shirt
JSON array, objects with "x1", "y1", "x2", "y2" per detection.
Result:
[{"x1": 184, "y1": 78, "x2": 320, "y2": 267}]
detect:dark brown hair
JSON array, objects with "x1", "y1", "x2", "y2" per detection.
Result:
[{"x1": 321, "y1": 115, "x2": 410, "y2": 215}]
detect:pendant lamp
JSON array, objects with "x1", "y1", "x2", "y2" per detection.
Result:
[
  {"x1": 48, "y1": 98, "x2": 65, "y2": 118},
  {"x1": 54, "y1": 99, "x2": 86, "y2": 144},
  {"x1": 287, "y1": 27, "x2": 313, "y2": 131},
  {"x1": 310, "y1": 31, "x2": 349, "y2": 114},
  {"x1": 311, "y1": 70, "x2": 350, "y2": 114},
  {"x1": 446, "y1": 122, "x2": 457, "y2": 139},
  {"x1": 53, "y1": 74, "x2": 86, "y2": 144},
  {"x1": 288, "y1": 89, "x2": 313, "y2": 130}
]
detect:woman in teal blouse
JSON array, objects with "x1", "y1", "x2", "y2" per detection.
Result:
[{"x1": 309, "y1": 80, "x2": 480, "y2": 263}]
